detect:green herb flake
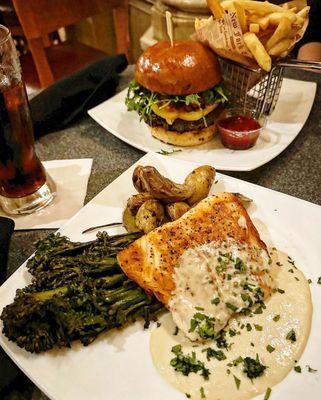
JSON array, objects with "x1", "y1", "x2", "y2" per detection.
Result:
[
  {"x1": 254, "y1": 306, "x2": 263, "y2": 315},
  {"x1": 308, "y1": 279, "x2": 312, "y2": 284},
  {"x1": 211, "y1": 297, "x2": 220, "y2": 305},
  {"x1": 185, "y1": 394, "x2": 191, "y2": 399},
  {"x1": 189, "y1": 313, "x2": 216, "y2": 340},
  {"x1": 266, "y1": 345, "x2": 275, "y2": 353},
  {"x1": 273, "y1": 314, "x2": 280, "y2": 322},
  {"x1": 157, "y1": 149, "x2": 182, "y2": 156},
  {"x1": 254, "y1": 324, "x2": 263, "y2": 331},
  {"x1": 170, "y1": 345, "x2": 210, "y2": 380},
  {"x1": 286, "y1": 329, "x2": 296, "y2": 343},
  {"x1": 200, "y1": 386, "x2": 206, "y2": 399},
  {"x1": 202, "y1": 347, "x2": 226, "y2": 361},
  {"x1": 276, "y1": 262, "x2": 283, "y2": 266},
  {"x1": 233, "y1": 375, "x2": 241, "y2": 390},
  {"x1": 306, "y1": 365, "x2": 317, "y2": 373},
  {"x1": 294, "y1": 365, "x2": 302, "y2": 373},
  {"x1": 277, "y1": 288, "x2": 285, "y2": 294},
  {"x1": 264, "y1": 387, "x2": 272, "y2": 400},
  {"x1": 246, "y1": 323, "x2": 252, "y2": 332},
  {"x1": 173, "y1": 326, "x2": 179, "y2": 336},
  {"x1": 242, "y1": 354, "x2": 267, "y2": 379},
  {"x1": 234, "y1": 257, "x2": 247, "y2": 272},
  {"x1": 317, "y1": 277, "x2": 321, "y2": 284},
  {"x1": 233, "y1": 356, "x2": 243, "y2": 366},
  {"x1": 195, "y1": 306, "x2": 205, "y2": 311},
  {"x1": 226, "y1": 302, "x2": 238, "y2": 312}
]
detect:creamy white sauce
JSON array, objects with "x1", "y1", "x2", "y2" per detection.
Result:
[
  {"x1": 150, "y1": 250, "x2": 312, "y2": 400},
  {"x1": 168, "y1": 241, "x2": 274, "y2": 341}
]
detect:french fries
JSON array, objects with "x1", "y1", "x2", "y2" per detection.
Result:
[
  {"x1": 196, "y1": 0, "x2": 310, "y2": 72},
  {"x1": 243, "y1": 32, "x2": 271, "y2": 71}
]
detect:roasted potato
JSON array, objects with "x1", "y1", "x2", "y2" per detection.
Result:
[
  {"x1": 127, "y1": 193, "x2": 154, "y2": 215},
  {"x1": 184, "y1": 166, "x2": 216, "y2": 206},
  {"x1": 122, "y1": 206, "x2": 140, "y2": 232},
  {"x1": 135, "y1": 199, "x2": 165, "y2": 233},
  {"x1": 166, "y1": 202, "x2": 190, "y2": 221},
  {"x1": 132, "y1": 166, "x2": 193, "y2": 203}
]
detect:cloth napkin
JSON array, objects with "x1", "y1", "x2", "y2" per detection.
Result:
[
  {"x1": 0, "y1": 159, "x2": 92, "y2": 230},
  {"x1": 30, "y1": 54, "x2": 128, "y2": 137}
]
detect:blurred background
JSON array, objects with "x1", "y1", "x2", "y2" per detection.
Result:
[{"x1": 0, "y1": 0, "x2": 214, "y2": 97}]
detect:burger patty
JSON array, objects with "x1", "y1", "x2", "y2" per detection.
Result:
[{"x1": 144, "y1": 105, "x2": 223, "y2": 133}]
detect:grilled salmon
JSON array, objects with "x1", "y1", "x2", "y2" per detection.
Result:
[{"x1": 117, "y1": 192, "x2": 271, "y2": 306}]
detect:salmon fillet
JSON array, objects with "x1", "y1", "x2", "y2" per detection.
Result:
[{"x1": 117, "y1": 192, "x2": 268, "y2": 305}]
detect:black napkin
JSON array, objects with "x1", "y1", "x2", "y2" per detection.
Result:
[
  {"x1": 30, "y1": 54, "x2": 128, "y2": 137},
  {"x1": 0, "y1": 217, "x2": 14, "y2": 285}
]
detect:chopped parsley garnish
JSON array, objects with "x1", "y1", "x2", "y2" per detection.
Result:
[
  {"x1": 157, "y1": 149, "x2": 182, "y2": 156},
  {"x1": 233, "y1": 356, "x2": 244, "y2": 366},
  {"x1": 195, "y1": 306, "x2": 205, "y2": 311},
  {"x1": 273, "y1": 314, "x2": 280, "y2": 322},
  {"x1": 185, "y1": 394, "x2": 191, "y2": 398},
  {"x1": 202, "y1": 347, "x2": 226, "y2": 361},
  {"x1": 254, "y1": 324, "x2": 263, "y2": 331},
  {"x1": 242, "y1": 355, "x2": 267, "y2": 379},
  {"x1": 233, "y1": 375, "x2": 241, "y2": 390},
  {"x1": 277, "y1": 288, "x2": 285, "y2": 294},
  {"x1": 173, "y1": 326, "x2": 179, "y2": 336},
  {"x1": 234, "y1": 257, "x2": 247, "y2": 272},
  {"x1": 318, "y1": 277, "x2": 321, "y2": 284},
  {"x1": 308, "y1": 279, "x2": 312, "y2": 284},
  {"x1": 306, "y1": 365, "x2": 317, "y2": 373},
  {"x1": 286, "y1": 329, "x2": 296, "y2": 342},
  {"x1": 215, "y1": 330, "x2": 230, "y2": 350},
  {"x1": 170, "y1": 345, "x2": 210, "y2": 380},
  {"x1": 264, "y1": 387, "x2": 272, "y2": 400},
  {"x1": 276, "y1": 261, "x2": 283, "y2": 266},
  {"x1": 200, "y1": 387, "x2": 206, "y2": 399},
  {"x1": 226, "y1": 302, "x2": 238, "y2": 312},
  {"x1": 246, "y1": 323, "x2": 252, "y2": 331},
  {"x1": 211, "y1": 297, "x2": 220, "y2": 305},
  {"x1": 288, "y1": 268, "x2": 294, "y2": 273},
  {"x1": 189, "y1": 313, "x2": 216, "y2": 340},
  {"x1": 254, "y1": 306, "x2": 263, "y2": 314},
  {"x1": 294, "y1": 365, "x2": 302, "y2": 373},
  {"x1": 229, "y1": 328, "x2": 237, "y2": 337},
  {"x1": 266, "y1": 345, "x2": 275, "y2": 353}
]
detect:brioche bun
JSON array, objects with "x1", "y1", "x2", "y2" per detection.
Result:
[
  {"x1": 135, "y1": 40, "x2": 221, "y2": 95},
  {"x1": 150, "y1": 124, "x2": 217, "y2": 147}
]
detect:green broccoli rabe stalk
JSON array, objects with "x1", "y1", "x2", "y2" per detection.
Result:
[{"x1": 1, "y1": 232, "x2": 162, "y2": 353}]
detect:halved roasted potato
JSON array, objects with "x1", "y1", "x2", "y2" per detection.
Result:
[
  {"x1": 135, "y1": 199, "x2": 165, "y2": 233},
  {"x1": 122, "y1": 206, "x2": 140, "y2": 233},
  {"x1": 127, "y1": 193, "x2": 154, "y2": 215},
  {"x1": 166, "y1": 202, "x2": 190, "y2": 221},
  {"x1": 185, "y1": 165, "x2": 216, "y2": 205}
]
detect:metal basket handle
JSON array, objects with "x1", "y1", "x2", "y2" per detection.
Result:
[{"x1": 276, "y1": 59, "x2": 321, "y2": 71}]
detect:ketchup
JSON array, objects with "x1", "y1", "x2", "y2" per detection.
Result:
[{"x1": 218, "y1": 115, "x2": 261, "y2": 150}]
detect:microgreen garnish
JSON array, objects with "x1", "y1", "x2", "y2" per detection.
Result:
[
  {"x1": 318, "y1": 277, "x2": 321, "y2": 284},
  {"x1": 157, "y1": 149, "x2": 182, "y2": 156}
]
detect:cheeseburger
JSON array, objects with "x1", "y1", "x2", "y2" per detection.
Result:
[{"x1": 126, "y1": 40, "x2": 227, "y2": 147}]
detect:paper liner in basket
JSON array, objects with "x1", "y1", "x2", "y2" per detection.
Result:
[{"x1": 195, "y1": 2, "x2": 309, "y2": 72}]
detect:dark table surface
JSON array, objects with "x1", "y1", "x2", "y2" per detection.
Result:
[{"x1": 1, "y1": 66, "x2": 321, "y2": 399}]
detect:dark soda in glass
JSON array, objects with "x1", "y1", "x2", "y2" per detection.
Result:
[{"x1": 0, "y1": 81, "x2": 46, "y2": 198}]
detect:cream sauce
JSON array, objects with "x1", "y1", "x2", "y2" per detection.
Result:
[
  {"x1": 150, "y1": 250, "x2": 312, "y2": 400},
  {"x1": 168, "y1": 241, "x2": 274, "y2": 341}
]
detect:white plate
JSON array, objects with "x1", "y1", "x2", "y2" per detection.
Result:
[
  {"x1": 0, "y1": 153, "x2": 321, "y2": 400},
  {"x1": 88, "y1": 78, "x2": 316, "y2": 171}
]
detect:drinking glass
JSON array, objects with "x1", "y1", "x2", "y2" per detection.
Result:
[{"x1": 0, "y1": 25, "x2": 56, "y2": 215}]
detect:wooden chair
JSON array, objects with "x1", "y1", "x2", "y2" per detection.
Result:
[{"x1": 12, "y1": 0, "x2": 129, "y2": 89}]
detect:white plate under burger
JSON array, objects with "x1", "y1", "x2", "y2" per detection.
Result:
[{"x1": 88, "y1": 78, "x2": 316, "y2": 172}]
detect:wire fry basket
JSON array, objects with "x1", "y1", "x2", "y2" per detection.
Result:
[{"x1": 219, "y1": 57, "x2": 321, "y2": 119}]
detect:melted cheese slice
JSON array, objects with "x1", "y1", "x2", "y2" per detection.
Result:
[
  {"x1": 150, "y1": 249, "x2": 312, "y2": 400},
  {"x1": 152, "y1": 103, "x2": 218, "y2": 122}
]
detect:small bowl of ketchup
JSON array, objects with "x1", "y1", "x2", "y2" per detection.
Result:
[{"x1": 217, "y1": 107, "x2": 266, "y2": 150}]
